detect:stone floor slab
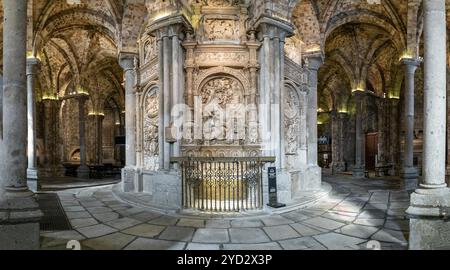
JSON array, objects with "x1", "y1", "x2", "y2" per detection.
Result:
[
  {"x1": 122, "y1": 224, "x2": 165, "y2": 238},
  {"x1": 229, "y1": 228, "x2": 270, "y2": 243},
  {"x1": 159, "y1": 226, "x2": 195, "y2": 242},
  {"x1": 70, "y1": 218, "x2": 99, "y2": 229},
  {"x1": 106, "y1": 217, "x2": 142, "y2": 230},
  {"x1": 77, "y1": 224, "x2": 117, "y2": 238},
  {"x1": 177, "y1": 218, "x2": 205, "y2": 228},
  {"x1": 371, "y1": 229, "x2": 408, "y2": 244},
  {"x1": 230, "y1": 219, "x2": 263, "y2": 228},
  {"x1": 313, "y1": 233, "x2": 365, "y2": 250},
  {"x1": 290, "y1": 223, "x2": 323, "y2": 236},
  {"x1": 192, "y1": 229, "x2": 229, "y2": 243},
  {"x1": 125, "y1": 238, "x2": 186, "y2": 250},
  {"x1": 263, "y1": 225, "x2": 300, "y2": 241},
  {"x1": 338, "y1": 224, "x2": 380, "y2": 239},
  {"x1": 186, "y1": 243, "x2": 221, "y2": 250},
  {"x1": 260, "y1": 216, "x2": 294, "y2": 226},
  {"x1": 279, "y1": 237, "x2": 326, "y2": 250},
  {"x1": 302, "y1": 217, "x2": 345, "y2": 231},
  {"x1": 82, "y1": 232, "x2": 135, "y2": 250},
  {"x1": 148, "y1": 216, "x2": 179, "y2": 226},
  {"x1": 223, "y1": 243, "x2": 282, "y2": 250}
]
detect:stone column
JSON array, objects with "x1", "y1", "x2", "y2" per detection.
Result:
[
  {"x1": 388, "y1": 98, "x2": 400, "y2": 175},
  {"x1": 375, "y1": 98, "x2": 387, "y2": 172},
  {"x1": 119, "y1": 53, "x2": 138, "y2": 192},
  {"x1": 332, "y1": 111, "x2": 346, "y2": 173},
  {"x1": 91, "y1": 114, "x2": 104, "y2": 165},
  {"x1": 407, "y1": 0, "x2": 450, "y2": 250},
  {"x1": 0, "y1": 0, "x2": 42, "y2": 250},
  {"x1": 26, "y1": 57, "x2": 41, "y2": 191},
  {"x1": 400, "y1": 58, "x2": 421, "y2": 188},
  {"x1": 76, "y1": 95, "x2": 90, "y2": 178},
  {"x1": 304, "y1": 53, "x2": 324, "y2": 188},
  {"x1": 353, "y1": 90, "x2": 366, "y2": 178}
]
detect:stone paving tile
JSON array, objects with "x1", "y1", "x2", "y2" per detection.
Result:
[
  {"x1": 192, "y1": 229, "x2": 229, "y2": 243},
  {"x1": 77, "y1": 224, "x2": 118, "y2": 238},
  {"x1": 148, "y1": 216, "x2": 179, "y2": 226},
  {"x1": 70, "y1": 218, "x2": 99, "y2": 228},
  {"x1": 313, "y1": 233, "x2": 366, "y2": 250},
  {"x1": 186, "y1": 243, "x2": 221, "y2": 250},
  {"x1": 371, "y1": 229, "x2": 408, "y2": 244},
  {"x1": 230, "y1": 219, "x2": 263, "y2": 228},
  {"x1": 389, "y1": 202, "x2": 410, "y2": 209},
  {"x1": 338, "y1": 224, "x2": 380, "y2": 239},
  {"x1": 86, "y1": 207, "x2": 113, "y2": 214},
  {"x1": 322, "y1": 212, "x2": 357, "y2": 223},
  {"x1": 41, "y1": 230, "x2": 85, "y2": 248},
  {"x1": 263, "y1": 225, "x2": 300, "y2": 241},
  {"x1": 92, "y1": 212, "x2": 120, "y2": 223},
  {"x1": 223, "y1": 243, "x2": 282, "y2": 250},
  {"x1": 125, "y1": 238, "x2": 186, "y2": 250},
  {"x1": 363, "y1": 203, "x2": 388, "y2": 210},
  {"x1": 82, "y1": 232, "x2": 136, "y2": 250},
  {"x1": 66, "y1": 211, "x2": 92, "y2": 219},
  {"x1": 80, "y1": 201, "x2": 105, "y2": 208},
  {"x1": 106, "y1": 217, "x2": 142, "y2": 230},
  {"x1": 280, "y1": 211, "x2": 311, "y2": 222},
  {"x1": 387, "y1": 209, "x2": 407, "y2": 218},
  {"x1": 290, "y1": 223, "x2": 323, "y2": 236},
  {"x1": 115, "y1": 208, "x2": 145, "y2": 217},
  {"x1": 63, "y1": 206, "x2": 85, "y2": 212},
  {"x1": 260, "y1": 215, "x2": 294, "y2": 226},
  {"x1": 159, "y1": 226, "x2": 195, "y2": 242},
  {"x1": 229, "y1": 228, "x2": 270, "y2": 243},
  {"x1": 302, "y1": 217, "x2": 346, "y2": 231},
  {"x1": 384, "y1": 220, "x2": 409, "y2": 231},
  {"x1": 205, "y1": 219, "x2": 231, "y2": 229},
  {"x1": 130, "y1": 211, "x2": 162, "y2": 222},
  {"x1": 358, "y1": 210, "x2": 386, "y2": 219},
  {"x1": 353, "y1": 218, "x2": 385, "y2": 227},
  {"x1": 122, "y1": 224, "x2": 165, "y2": 238},
  {"x1": 177, "y1": 218, "x2": 205, "y2": 228},
  {"x1": 279, "y1": 237, "x2": 327, "y2": 250}
]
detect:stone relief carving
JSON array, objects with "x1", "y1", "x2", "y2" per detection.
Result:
[
  {"x1": 143, "y1": 36, "x2": 157, "y2": 64},
  {"x1": 206, "y1": 0, "x2": 239, "y2": 6},
  {"x1": 284, "y1": 87, "x2": 301, "y2": 155},
  {"x1": 204, "y1": 19, "x2": 239, "y2": 42},
  {"x1": 143, "y1": 89, "x2": 159, "y2": 171},
  {"x1": 195, "y1": 52, "x2": 248, "y2": 66},
  {"x1": 201, "y1": 77, "x2": 242, "y2": 142}
]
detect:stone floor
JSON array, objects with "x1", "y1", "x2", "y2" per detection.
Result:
[{"x1": 40, "y1": 174, "x2": 410, "y2": 250}]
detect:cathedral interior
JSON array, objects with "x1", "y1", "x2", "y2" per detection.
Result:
[{"x1": 1, "y1": 0, "x2": 450, "y2": 251}]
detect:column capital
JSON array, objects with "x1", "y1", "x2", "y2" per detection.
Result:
[
  {"x1": 118, "y1": 52, "x2": 138, "y2": 71},
  {"x1": 26, "y1": 57, "x2": 41, "y2": 76},
  {"x1": 304, "y1": 53, "x2": 324, "y2": 71},
  {"x1": 401, "y1": 57, "x2": 422, "y2": 74},
  {"x1": 147, "y1": 14, "x2": 192, "y2": 41},
  {"x1": 352, "y1": 89, "x2": 367, "y2": 98},
  {"x1": 255, "y1": 15, "x2": 294, "y2": 41}
]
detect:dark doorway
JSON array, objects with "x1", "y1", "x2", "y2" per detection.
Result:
[{"x1": 365, "y1": 133, "x2": 378, "y2": 170}]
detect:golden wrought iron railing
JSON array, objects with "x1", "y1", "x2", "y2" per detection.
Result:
[{"x1": 171, "y1": 157, "x2": 275, "y2": 212}]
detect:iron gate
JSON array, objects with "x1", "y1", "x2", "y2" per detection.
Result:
[{"x1": 171, "y1": 157, "x2": 275, "y2": 212}]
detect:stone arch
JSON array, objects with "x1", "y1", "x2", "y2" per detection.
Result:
[{"x1": 194, "y1": 66, "x2": 250, "y2": 97}]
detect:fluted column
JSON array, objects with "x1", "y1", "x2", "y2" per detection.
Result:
[
  {"x1": 400, "y1": 58, "x2": 421, "y2": 187},
  {"x1": 26, "y1": 57, "x2": 41, "y2": 191},
  {"x1": 76, "y1": 96, "x2": 90, "y2": 178},
  {"x1": 0, "y1": 0, "x2": 42, "y2": 250},
  {"x1": 353, "y1": 90, "x2": 366, "y2": 178},
  {"x1": 407, "y1": 0, "x2": 450, "y2": 250}
]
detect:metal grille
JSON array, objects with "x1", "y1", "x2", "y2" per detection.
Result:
[
  {"x1": 172, "y1": 157, "x2": 275, "y2": 212},
  {"x1": 36, "y1": 193, "x2": 72, "y2": 231}
]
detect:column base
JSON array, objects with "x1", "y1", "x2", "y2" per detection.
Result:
[
  {"x1": 122, "y1": 167, "x2": 140, "y2": 192},
  {"x1": 407, "y1": 187, "x2": 450, "y2": 250},
  {"x1": 401, "y1": 167, "x2": 419, "y2": 190},
  {"x1": 352, "y1": 167, "x2": 366, "y2": 178},
  {"x1": 332, "y1": 162, "x2": 346, "y2": 174},
  {"x1": 0, "y1": 188, "x2": 43, "y2": 250},
  {"x1": 76, "y1": 165, "x2": 90, "y2": 179},
  {"x1": 304, "y1": 165, "x2": 322, "y2": 190},
  {"x1": 27, "y1": 168, "x2": 41, "y2": 192}
]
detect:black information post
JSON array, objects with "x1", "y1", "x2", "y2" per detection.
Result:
[{"x1": 267, "y1": 167, "x2": 286, "y2": 208}]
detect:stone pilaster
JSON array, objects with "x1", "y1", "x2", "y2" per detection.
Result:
[
  {"x1": 0, "y1": 0, "x2": 42, "y2": 250},
  {"x1": 76, "y1": 95, "x2": 90, "y2": 179},
  {"x1": 26, "y1": 57, "x2": 41, "y2": 191},
  {"x1": 406, "y1": 0, "x2": 450, "y2": 250},
  {"x1": 149, "y1": 15, "x2": 191, "y2": 171},
  {"x1": 400, "y1": 57, "x2": 421, "y2": 189},
  {"x1": 352, "y1": 90, "x2": 366, "y2": 178}
]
